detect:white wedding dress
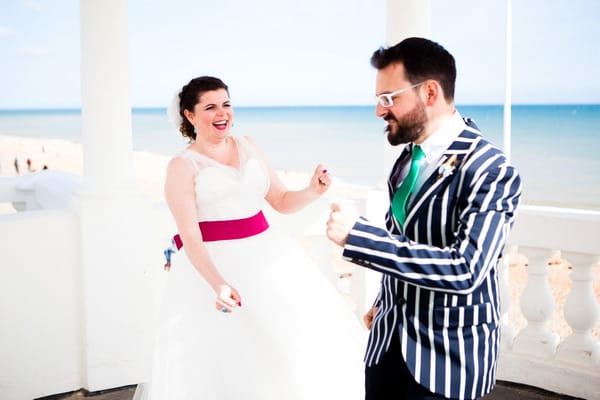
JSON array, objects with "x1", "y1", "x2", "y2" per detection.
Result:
[{"x1": 135, "y1": 136, "x2": 366, "y2": 399}]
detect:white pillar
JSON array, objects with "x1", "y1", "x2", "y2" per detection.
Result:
[
  {"x1": 78, "y1": 0, "x2": 159, "y2": 391},
  {"x1": 503, "y1": 0, "x2": 513, "y2": 161},
  {"x1": 360, "y1": 0, "x2": 433, "y2": 324},
  {"x1": 80, "y1": 0, "x2": 136, "y2": 196},
  {"x1": 385, "y1": 0, "x2": 431, "y2": 46},
  {"x1": 381, "y1": 0, "x2": 432, "y2": 185}
]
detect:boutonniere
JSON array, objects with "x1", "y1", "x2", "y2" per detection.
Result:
[{"x1": 437, "y1": 154, "x2": 458, "y2": 179}]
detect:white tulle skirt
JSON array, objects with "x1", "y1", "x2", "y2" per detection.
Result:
[{"x1": 135, "y1": 228, "x2": 366, "y2": 400}]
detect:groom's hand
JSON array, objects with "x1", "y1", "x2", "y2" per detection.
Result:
[
  {"x1": 326, "y1": 201, "x2": 359, "y2": 247},
  {"x1": 363, "y1": 307, "x2": 378, "y2": 330}
]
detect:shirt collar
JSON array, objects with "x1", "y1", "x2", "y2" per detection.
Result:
[{"x1": 417, "y1": 111, "x2": 465, "y2": 163}]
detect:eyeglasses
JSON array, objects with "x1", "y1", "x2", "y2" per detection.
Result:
[{"x1": 376, "y1": 81, "x2": 425, "y2": 107}]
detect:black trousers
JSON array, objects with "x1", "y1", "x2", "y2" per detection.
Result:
[{"x1": 365, "y1": 329, "x2": 449, "y2": 400}]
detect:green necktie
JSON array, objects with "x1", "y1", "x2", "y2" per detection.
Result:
[{"x1": 392, "y1": 145, "x2": 425, "y2": 227}]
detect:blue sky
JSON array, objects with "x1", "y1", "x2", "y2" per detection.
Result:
[{"x1": 0, "y1": 0, "x2": 598, "y2": 109}]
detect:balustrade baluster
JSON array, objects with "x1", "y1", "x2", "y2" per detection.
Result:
[
  {"x1": 555, "y1": 252, "x2": 600, "y2": 366},
  {"x1": 512, "y1": 246, "x2": 559, "y2": 357}
]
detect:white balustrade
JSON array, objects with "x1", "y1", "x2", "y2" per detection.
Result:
[
  {"x1": 496, "y1": 205, "x2": 600, "y2": 399},
  {"x1": 3, "y1": 188, "x2": 599, "y2": 399}
]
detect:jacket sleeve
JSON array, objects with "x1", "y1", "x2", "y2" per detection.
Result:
[{"x1": 342, "y1": 162, "x2": 522, "y2": 295}]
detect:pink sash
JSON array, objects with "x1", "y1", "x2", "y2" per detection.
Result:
[{"x1": 173, "y1": 211, "x2": 269, "y2": 250}]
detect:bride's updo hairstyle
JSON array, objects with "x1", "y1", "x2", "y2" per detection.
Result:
[{"x1": 177, "y1": 76, "x2": 229, "y2": 141}]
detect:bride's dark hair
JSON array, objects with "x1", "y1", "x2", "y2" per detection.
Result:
[{"x1": 178, "y1": 76, "x2": 229, "y2": 141}]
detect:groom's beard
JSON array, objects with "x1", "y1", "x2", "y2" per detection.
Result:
[{"x1": 385, "y1": 99, "x2": 427, "y2": 146}]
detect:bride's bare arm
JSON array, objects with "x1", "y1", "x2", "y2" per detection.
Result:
[
  {"x1": 164, "y1": 157, "x2": 241, "y2": 310},
  {"x1": 244, "y1": 136, "x2": 331, "y2": 214}
]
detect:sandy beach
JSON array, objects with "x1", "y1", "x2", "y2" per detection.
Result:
[
  {"x1": 1, "y1": 134, "x2": 598, "y2": 341},
  {"x1": 0, "y1": 134, "x2": 369, "y2": 205}
]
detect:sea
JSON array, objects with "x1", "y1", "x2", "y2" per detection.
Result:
[{"x1": 1, "y1": 104, "x2": 599, "y2": 211}]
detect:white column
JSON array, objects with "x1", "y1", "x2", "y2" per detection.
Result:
[
  {"x1": 360, "y1": 0, "x2": 433, "y2": 316},
  {"x1": 512, "y1": 247, "x2": 559, "y2": 358},
  {"x1": 80, "y1": 0, "x2": 136, "y2": 196},
  {"x1": 385, "y1": 0, "x2": 431, "y2": 46},
  {"x1": 503, "y1": 0, "x2": 513, "y2": 161},
  {"x1": 381, "y1": 0, "x2": 432, "y2": 183},
  {"x1": 78, "y1": 0, "x2": 159, "y2": 391}
]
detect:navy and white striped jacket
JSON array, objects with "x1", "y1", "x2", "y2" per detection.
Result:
[{"x1": 343, "y1": 120, "x2": 522, "y2": 400}]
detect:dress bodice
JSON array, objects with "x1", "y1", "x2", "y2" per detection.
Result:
[{"x1": 176, "y1": 136, "x2": 270, "y2": 222}]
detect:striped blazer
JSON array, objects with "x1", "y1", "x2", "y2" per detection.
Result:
[{"x1": 342, "y1": 120, "x2": 522, "y2": 400}]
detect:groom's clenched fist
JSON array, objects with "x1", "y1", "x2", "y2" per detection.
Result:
[{"x1": 326, "y1": 201, "x2": 359, "y2": 247}]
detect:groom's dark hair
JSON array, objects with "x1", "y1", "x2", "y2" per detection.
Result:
[{"x1": 370, "y1": 37, "x2": 456, "y2": 102}]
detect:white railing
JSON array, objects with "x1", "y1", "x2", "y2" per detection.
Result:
[
  {"x1": 1, "y1": 191, "x2": 598, "y2": 399},
  {"x1": 497, "y1": 205, "x2": 600, "y2": 400}
]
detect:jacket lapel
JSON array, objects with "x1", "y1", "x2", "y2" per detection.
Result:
[{"x1": 403, "y1": 128, "x2": 480, "y2": 227}]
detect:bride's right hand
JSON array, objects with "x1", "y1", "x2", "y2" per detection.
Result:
[{"x1": 215, "y1": 284, "x2": 242, "y2": 313}]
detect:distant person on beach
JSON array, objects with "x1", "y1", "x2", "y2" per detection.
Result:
[
  {"x1": 135, "y1": 76, "x2": 365, "y2": 399},
  {"x1": 13, "y1": 157, "x2": 19, "y2": 175},
  {"x1": 326, "y1": 37, "x2": 522, "y2": 400},
  {"x1": 26, "y1": 157, "x2": 32, "y2": 172}
]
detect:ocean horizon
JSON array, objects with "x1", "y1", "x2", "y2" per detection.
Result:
[{"x1": 1, "y1": 104, "x2": 599, "y2": 211}]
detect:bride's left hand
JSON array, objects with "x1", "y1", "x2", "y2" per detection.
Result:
[{"x1": 310, "y1": 164, "x2": 331, "y2": 195}]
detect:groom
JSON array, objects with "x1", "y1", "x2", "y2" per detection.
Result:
[{"x1": 326, "y1": 37, "x2": 522, "y2": 400}]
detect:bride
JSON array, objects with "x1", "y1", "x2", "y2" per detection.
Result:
[{"x1": 135, "y1": 76, "x2": 366, "y2": 399}]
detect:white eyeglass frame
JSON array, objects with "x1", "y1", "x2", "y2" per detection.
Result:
[{"x1": 376, "y1": 81, "x2": 426, "y2": 107}]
